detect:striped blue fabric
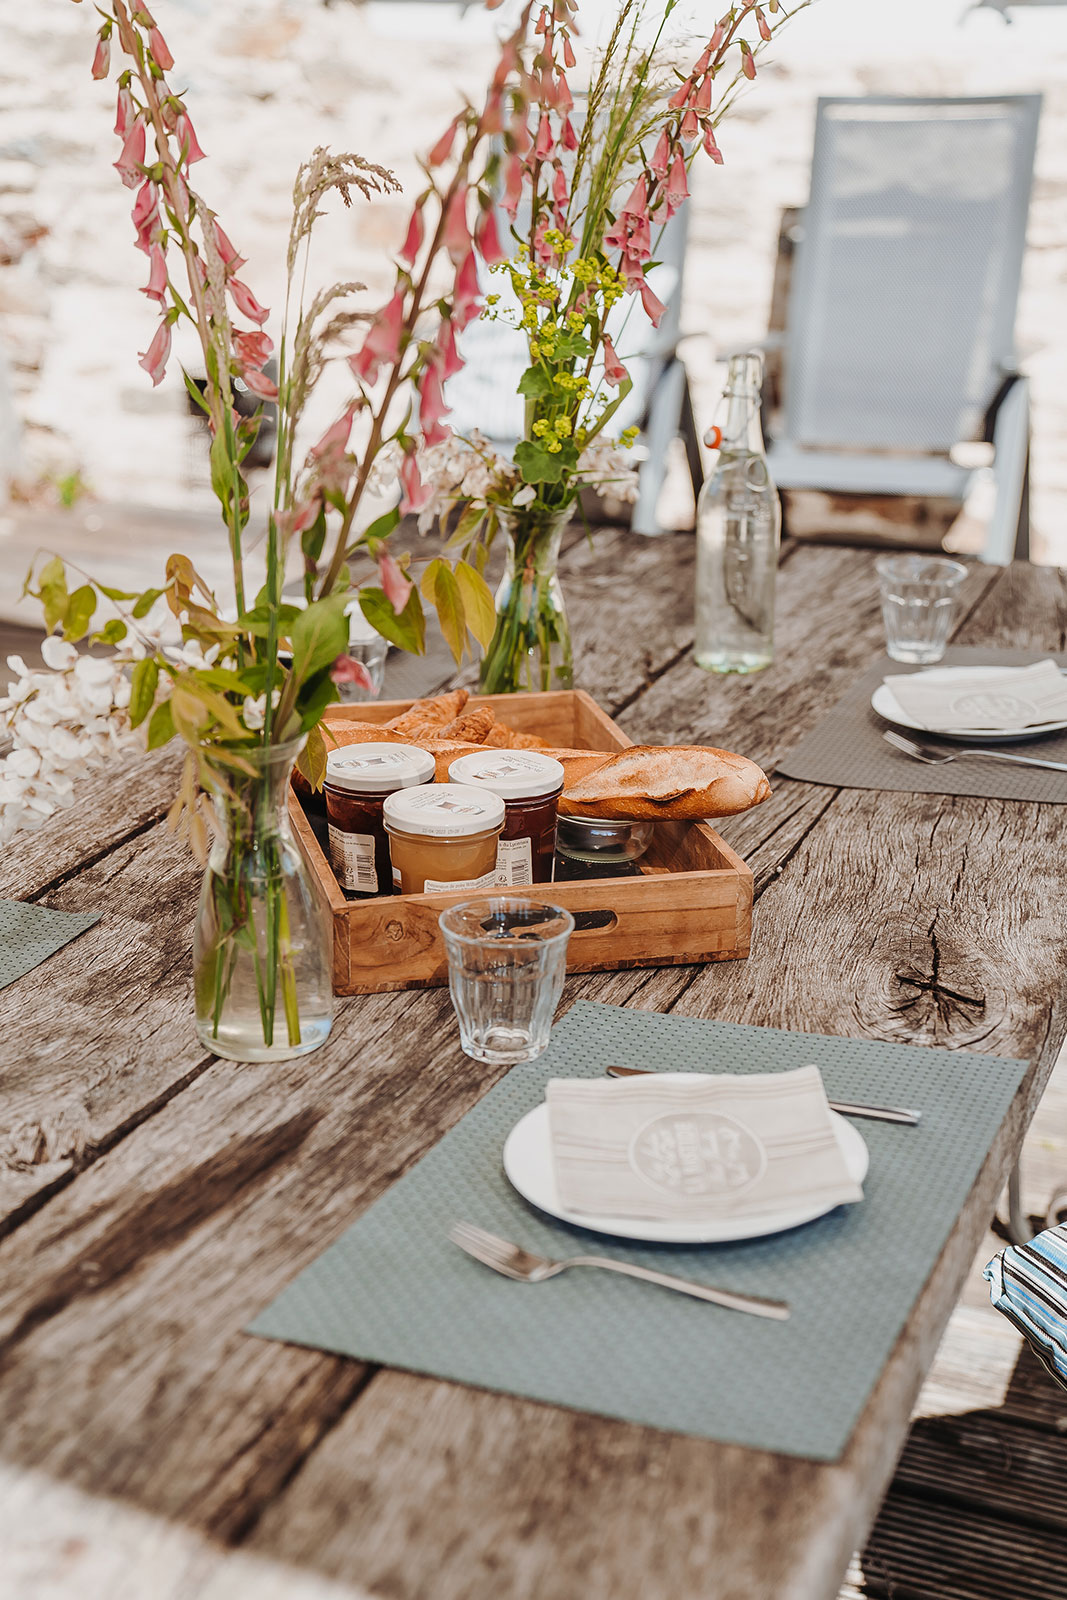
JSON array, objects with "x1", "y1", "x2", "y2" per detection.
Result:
[{"x1": 985, "y1": 1224, "x2": 1067, "y2": 1389}]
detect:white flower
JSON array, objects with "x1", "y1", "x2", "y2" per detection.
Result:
[
  {"x1": 512, "y1": 484, "x2": 536, "y2": 508},
  {"x1": 41, "y1": 637, "x2": 78, "y2": 672},
  {"x1": 242, "y1": 694, "x2": 266, "y2": 730}
]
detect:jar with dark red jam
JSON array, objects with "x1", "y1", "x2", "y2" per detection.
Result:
[
  {"x1": 324, "y1": 743, "x2": 434, "y2": 897},
  {"x1": 447, "y1": 750, "x2": 565, "y2": 885}
]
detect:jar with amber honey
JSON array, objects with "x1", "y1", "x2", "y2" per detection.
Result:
[
  {"x1": 447, "y1": 750, "x2": 564, "y2": 885},
  {"x1": 383, "y1": 784, "x2": 505, "y2": 895},
  {"x1": 324, "y1": 743, "x2": 434, "y2": 897}
]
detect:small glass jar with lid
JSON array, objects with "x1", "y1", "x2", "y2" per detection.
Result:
[
  {"x1": 324, "y1": 743, "x2": 435, "y2": 898},
  {"x1": 384, "y1": 784, "x2": 505, "y2": 895},
  {"x1": 447, "y1": 750, "x2": 564, "y2": 885}
]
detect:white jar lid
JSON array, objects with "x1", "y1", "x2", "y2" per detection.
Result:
[
  {"x1": 384, "y1": 782, "x2": 505, "y2": 838},
  {"x1": 447, "y1": 749, "x2": 565, "y2": 800},
  {"x1": 325, "y1": 742, "x2": 435, "y2": 793}
]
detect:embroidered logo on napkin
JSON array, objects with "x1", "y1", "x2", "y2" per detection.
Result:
[
  {"x1": 546, "y1": 1067, "x2": 864, "y2": 1223},
  {"x1": 631, "y1": 1111, "x2": 766, "y2": 1197}
]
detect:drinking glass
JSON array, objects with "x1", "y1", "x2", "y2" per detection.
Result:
[
  {"x1": 875, "y1": 555, "x2": 967, "y2": 664},
  {"x1": 439, "y1": 899, "x2": 574, "y2": 1065}
]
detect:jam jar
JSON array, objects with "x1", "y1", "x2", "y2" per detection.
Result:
[
  {"x1": 384, "y1": 783, "x2": 506, "y2": 895},
  {"x1": 324, "y1": 743, "x2": 434, "y2": 897},
  {"x1": 447, "y1": 750, "x2": 564, "y2": 885}
]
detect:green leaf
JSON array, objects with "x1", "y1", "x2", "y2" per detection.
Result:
[
  {"x1": 517, "y1": 366, "x2": 553, "y2": 400},
  {"x1": 236, "y1": 602, "x2": 302, "y2": 638},
  {"x1": 297, "y1": 724, "x2": 329, "y2": 792},
  {"x1": 429, "y1": 560, "x2": 465, "y2": 665},
  {"x1": 97, "y1": 583, "x2": 139, "y2": 603},
  {"x1": 454, "y1": 561, "x2": 497, "y2": 651},
  {"x1": 300, "y1": 508, "x2": 327, "y2": 583},
  {"x1": 63, "y1": 584, "x2": 97, "y2": 643},
  {"x1": 92, "y1": 618, "x2": 128, "y2": 647},
  {"x1": 146, "y1": 696, "x2": 175, "y2": 750},
  {"x1": 443, "y1": 503, "x2": 487, "y2": 551},
  {"x1": 288, "y1": 592, "x2": 349, "y2": 685},
  {"x1": 358, "y1": 585, "x2": 425, "y2": 654},
  {"x1": 131, "y1": 586, "x2": 164, "y2": 620},
  {"x1": 552, "y1": 332, "x2": 591, "y2": 362},
  {"x1": 36, "y1": 556, "x2": 69, "y2": 633},
  {"x1": 514, "y1": 440, "x2": 567, "y2": 484},
  {"x1": 129, "y1": 657, "x2": 159, "y2": 729},
  {"x1": 296, "y1": 669, "x2": 340, "y2": 733},
  {"x1": 360, "y1": 505, "x2": 400, "y2": 556}
]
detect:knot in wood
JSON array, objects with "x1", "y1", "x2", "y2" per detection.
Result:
[{"x1": 852, "y1": 915, "x2": 1006, "y2": 1049}]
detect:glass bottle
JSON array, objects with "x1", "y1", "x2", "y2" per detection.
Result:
[
  {"x1": 479, "y1": 504, "x2": 573, "y2": 694},
  {"x1": 694, "y1": 352, "x2": 781, "y2": 674},
  {"x1": 194, "y1": 738, "x2": 334, "y2": 1062}
]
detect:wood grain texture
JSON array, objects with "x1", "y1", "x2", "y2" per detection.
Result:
[{"x1": 0, "y1": 540, "x2": 1062, "y2": 1600}]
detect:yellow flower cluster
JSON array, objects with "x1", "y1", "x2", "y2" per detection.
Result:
[{"x1": 532, "y1": 413, "x2": 573, "y2": 453}]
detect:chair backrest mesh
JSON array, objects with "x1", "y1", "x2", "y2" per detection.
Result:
[{"x1": 785, "y1": 95, "x2": 1041, "y2": 452}]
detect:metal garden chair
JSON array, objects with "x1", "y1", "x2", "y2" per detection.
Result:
[{"x1": 764, "y1": 94, "x2": 1042, "y2": 565}]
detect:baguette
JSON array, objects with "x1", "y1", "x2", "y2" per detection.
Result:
[{"x1": 558, "y1": 744, "x2": 770, "y2": 820}]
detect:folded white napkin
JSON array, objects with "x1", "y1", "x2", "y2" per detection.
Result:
[
  {"x1": 546, "y1": 1069, "x2": 863, "y2": 1223},
  {"x1": 885, "y1": 661, "x2": 1067, "y2": 731}
]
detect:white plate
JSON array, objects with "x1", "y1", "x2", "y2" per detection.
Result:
[
  {"x1": 872, "y1": 666, "x2": 1067, "y2": 744},
  {"x1": 502, "y1": 1083, "x2": 869, "y2": 1245}
]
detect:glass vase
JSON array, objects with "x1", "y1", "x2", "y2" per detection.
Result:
[
  {"x1": 193, "y1": 738, "x2": 334, "y2": 1062},
  {"x1": 479, "y1": 505, "x2": 574, "y2": 694}
]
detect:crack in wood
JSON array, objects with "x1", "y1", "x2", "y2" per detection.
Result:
[{"x1": 0, "y1": 1109, "x2": 321, "y2": 1357}]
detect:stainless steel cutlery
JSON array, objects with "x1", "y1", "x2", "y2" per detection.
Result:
[{"x1": 883, "y1": 728, "x2": 1067, "y2": 774}]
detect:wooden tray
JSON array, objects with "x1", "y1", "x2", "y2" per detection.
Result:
[{"x1": 290, "y1": 689, "x2": 753, "y2": 995}]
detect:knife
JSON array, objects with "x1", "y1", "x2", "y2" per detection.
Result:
[{"x1": 605, "y1": 1064, "x2": 921, "y2": 1125}]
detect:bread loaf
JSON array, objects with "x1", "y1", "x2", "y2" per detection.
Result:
[{"x1": 558, "y1": 744, "x2": 770, "y2": 820}]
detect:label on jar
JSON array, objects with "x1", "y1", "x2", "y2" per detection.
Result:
[
  {"x1": 495, "y1": 835, "x2": 533, "y2": 886},
  {"x1": 423, "y1": 868, "x2": 498, "y2": 894},
  {"x1": 328, "y1": 824, "x2": 378, "y2": 893}
]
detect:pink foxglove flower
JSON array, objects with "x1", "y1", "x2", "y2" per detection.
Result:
[
  {"x1": 669, "y1": 77, "x2": 693, "y2": 111},
  {"x1": 681, "y1": 106, "x2": 699, "y2": 141},
  {"x1": 227, "y1": 277, "x2": 270, "y2": 325},
  {"x1": 703, "y1": 124, "x2": 724, "y2": 164},
  {"x1": 756, "y1": 7, "x2": 772, "y2": 42},
  {"x1": 435, "y1": 317, "x2": 464, "y2": 380},
  {"x1": 148, "y1": 27, "x2": 174, "y2": 71},
  {"x1": 330, "y1": 655, "x2": 376, "y2": 692},
  {"x1": 561, "y1": 114, "x2": 579, "y2": 152},
  {"x1": 665, "y1": 152, "x2": 690, "y2": 213},
  {"x1": 475, "y1": 206, "x2": 507, "y2": 268},
  {"x1": 233, "y1": 329, "x2": 274, "y2": 367},
  {"x1": 563, "y1": 34, "x2": 576, "y2": 68},
  {"x1": 602, "y1": 335, "x2": 627, "y2": 387},
  {"x1": 428, "y1": 118, "x2": 459, "y2": 168},
  {"x1": 398, "y1": 203, "x2": 424, "y2": 269},
  {"x1": 114, "y1": 118, "x2": 146, "y2": 189},
  {"x1": 503, "y1": 154, "x2": 524, "y2": 219},
  {"x1": 175, "y1": 111, "x2": 207, "y2": 164},
  {"x1": 349, "y1": 287, "x2": 406, "y2": 384},
  {"x1": 552, "y1": 165, "x2": 569, "y2": 210},
  {"x1": 555, "y1": 72, "x2": 574, "y2": 114},
  {"x1": 399, "y1": 450, "x2": 431, "y2": 516},
  {"x1": 639, "y1": 278, "x2": 666, "y2": 327},
  {"x1": 240, "y1": 366, "x2": 279, "y2": 401},
  {"x1": 310, "y1": 408, "x2": 355, "y2": 459},
  {"x1": 418, "y1": 360, "x2": 451, "y2": 446},
  {"x1": 131, "y1": 178, "x2": 159, "y2": 253},
  {"x1": 91, "y1": 33, "x2": 111, "y2": 80},
  {"x1": 452, "y1": 250, "x2": 482, "y2": 330},
  {"x1": 443, "y1": 186, "x2": 471, "y2": 265},
  {"x1": 694, "y1": 75, "x2": 713, "y2": 114},
  {"x1": 379, "y1": 550, "x2": 413, "y2": 613},
  {"x1": 142, "y1": 242, "x2": 167, "y2": 302},
  {"x1": 213, "y1": 221, "x2": 246, "y2": 272},
  {"x1": 741, "y1": 45, "x2": 757, "y2": 81},
  {"x1": 535, "y1": 112, "x2": 554, "y2": 161},
  {"x1": 650, "y1": 129, "x2": 672, "y2": 180},
  {"x1": 115, "y1": 85, "x2": 134, "y2": 138},
  {"x1": 138, "y1": 317, "x2": 171, "y2": 386},
  {"x1": 621, "y1": 173, "x2": 649, "y2": 220},
  {"x1": 708, "y1": 21, "x2": 725, "y2": 51}
]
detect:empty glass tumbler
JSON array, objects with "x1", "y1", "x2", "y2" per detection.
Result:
[
  {"x1": 439, "y1": 899, "x2": 574, "y2": 1065},
  {"x1": 876, "y1": 555, "x2": 967, "y2": 664}
]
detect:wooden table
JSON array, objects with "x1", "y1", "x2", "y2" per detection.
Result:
[{"x1": 3, "y1": 536, "x2": 1066, "y2": 1600}]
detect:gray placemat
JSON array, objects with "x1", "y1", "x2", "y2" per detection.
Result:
[
  {"x1": 249, "y1": 1000, "x2": 1028, "y2": 1462},
  {"x1": 0, "y1": 898, "x2": 100, "y2": 990},
  {"x1": 777, "y1": 646, "x2": 1067, "y2": 802}
]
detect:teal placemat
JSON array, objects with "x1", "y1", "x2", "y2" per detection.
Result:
[
  {"x1": 0, "y1": 898, "x2": 100, "y2": 990},
  {"x1": 249, "y1": 1001, "x2": 1028, "y2": 1462}
]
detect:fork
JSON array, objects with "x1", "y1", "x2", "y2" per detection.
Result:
[
  {"x1": 605, "y1": 1064, "x2": 921, "y2": 1124},
  {"x1": 883, "y1": 728, "x2": 1067, "y2": 774},
  {"x1": 448, "y1": 1221, "x2": 791, "y2": 1320}
]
